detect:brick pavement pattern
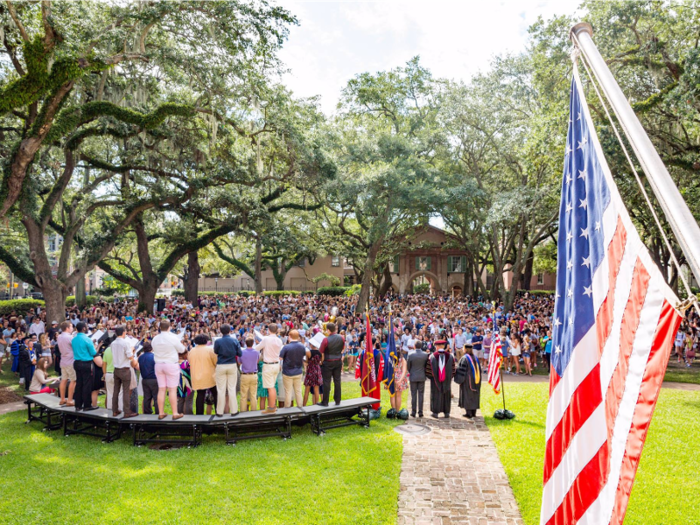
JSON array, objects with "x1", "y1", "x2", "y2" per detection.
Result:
[{"x1": 397, "y1": 382, "x2": 523, "y2": 525}]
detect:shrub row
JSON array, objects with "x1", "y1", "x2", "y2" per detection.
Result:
[
  {"x1": 65, "y1": 295, "x2": 100, "y2": 307},
  {"x1": 518, "y1": 289, "x2": 555, "y2": 296},
  {"x1": 316, "y1": 286, "x2": 350, "y2": 297},
  {"x1": 262, "y1": 290, "x2": 302, "y2": 297},
  {"x1": 0, "y1": 299, "x2": 45, "y2": 316}
]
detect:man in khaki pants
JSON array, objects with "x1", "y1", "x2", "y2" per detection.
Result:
[
  {"x1": 256, "y1": 324, "x2": 283, "y2": 414},
  {"x1": 279, "y1": 330, "x2": 306, "y2": 407},
  {"x1": 238, "y1": 337, "x2": 259, "y2": 412}
]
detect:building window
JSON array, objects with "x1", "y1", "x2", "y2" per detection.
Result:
[
  {"x1": 537, "y1": 273, "x2": 544, "y2": 285},
  {"x1": 297, "y1": 258, "x2": 306, "y2": 268},
  {"x1": 448, "y1": 256, "x2": 466, "y2": 273},
  {"x1": 331, "y1": 256, "x2": 340, "y2": 267},
  {"x1": 416, "y1": 256, "x2": 431, "y2": 271},
  {"x1": 389, "y1": 255, "x2": 400, "y2": 273}
]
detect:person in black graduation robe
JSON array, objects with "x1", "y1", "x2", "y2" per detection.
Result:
[
  {"x1": 428, "y1": 340, "x2": 454, "y2": 418},
  {"x1": 457, "y1": 346, "x2": 481, "y2": 418}
]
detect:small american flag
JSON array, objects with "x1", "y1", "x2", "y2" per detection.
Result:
[
  {"x1": 540, "y1": 70, "x2": 682, "y2": 525},
  {"x1": 487, "y1": 333, "x2": 502, "y2": 395}
]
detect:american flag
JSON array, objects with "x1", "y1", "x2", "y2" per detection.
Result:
[
  {"x1": 540, "y1": 71, "x2": 682, "y2": 525},
  {"x1": 487, "y1": 333, "x2": 502, "y2": 395}
]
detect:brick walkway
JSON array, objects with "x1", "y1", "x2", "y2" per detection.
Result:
[{"x1": 397, "y1": 382, "x2": 523, "y2": 525}]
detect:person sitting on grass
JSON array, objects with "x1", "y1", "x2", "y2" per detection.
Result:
[{"x1": 29, "y1": 357, "x2": 56, "y2": 394}]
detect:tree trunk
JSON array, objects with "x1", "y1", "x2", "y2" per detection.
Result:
[
  {"x1": 520, "y1": 251, "x2": 534, "y2": 290},
  {"x1": 275, "y1": 260, "x2": 286, "y2": 290},
  {"x1": 378, "y1": 263, "x2": 392, "y2": 297},
  {"x1": 43, "y1": 281, "x2": 68, "y2": 325},
  {"x1": 137, "y1": 278, "x2": 159, "y2": 314},
  {"x1": 254, "y1": 238, "x2": 263, "y2": 294},
  {"x1": 356, "y1": 244, "x2": 380, "y2": 315},
  {"x1": 464, "y1": 258, "x2": 474, "y2": 297},
  {"x1": 75, "y1": 276, "x2": 86, "y2": 308},
  {"x1": 184, "y1": 251, "x2": 200, "y2": 303}
]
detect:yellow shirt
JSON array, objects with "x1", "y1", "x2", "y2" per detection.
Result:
[{"x1": 188, "y1": 344, "x2": 218, "y2": 390}]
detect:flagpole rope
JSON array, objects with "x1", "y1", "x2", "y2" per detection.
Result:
[{"x1": 572, "y1": 35, "x2": 700, "y2": 316}]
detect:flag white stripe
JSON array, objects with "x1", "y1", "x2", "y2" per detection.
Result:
[
  {"x1": 599, "y1": 233, "x2": 643, "y2": 396},
  {"x1": 540, "y1": 405, "x2": 607, "y2": 524},
  {"x1": 577, "y1": 276, "x2": 664, "y2": 525}
]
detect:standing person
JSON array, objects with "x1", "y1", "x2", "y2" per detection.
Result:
[
  {"x1": 71, "y1": 322, "x2": 98, "y2": 412},
  {"x1": 428, "y1": 340, "x2": 454, "y2": 418},
  {"x1": 454, "y1": 327, "x2": 466, "y2": 361},
  {"x1": 57, "y1": 322, "x2": 76, "y2": 407},
  {"x1": 543, "y1": 329, "x2": 552, "y2": 372},
  {"x1": 18, "y1": 336, "x2": 34, "y2": 391},
  {"x1": 177, "y1": 350, "x2": 194, "y2": 415},
  {"x1": 111, "y1": 326, "x2": 137, "y2": 418},
  {"x1": 406, "y1": 340, "x2": 429, "y2": 418},
  {"x1": 188, "y1": 334, "x2": 218, "y2": 415},
  {"x1": 151, "y1": 319, "x2": 185, "y2": 420},
  {"x1": 509, "y1": 334, "x2": 522, "y2": 375},
  {"x1": 137, "y1": 342, "x2": 159, "y2": 415},
  {"x1": 522, "y1": 333, "x2": 532, "y2": 376},
  {"x1": 471, "y1": 328, "x2": 484, "y2": 370},
  {"x1": 456, "y1": 344, "x2": 481, "y2": 418},
  {"x1": 214, "y1": 324, "x2": 241, "y2": 417},
  {"x1": 255, "y1": 323, "x2": 283, "y2": 414},
  {"x1": 238, "y1": 337, "x2": 259, "y2": 412},
  {"x1": 387, "y1": 348, "x2": 408, "y2": 414},
  {"x1": 279, "y1": 329, "x2": 305, "y2": 408},
  {"x1": 28, "y1": 316, "x2": 45, "y2": 337},
  {"x1": 318, "y1": 322, "x2": 344, "y2": 406},
  {"x1": 303, "y1": 339, "x2": 323, "y2": 406}
]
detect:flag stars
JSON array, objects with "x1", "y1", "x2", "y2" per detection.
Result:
[
  {"x1": 567, "y1": 288, "x2": 573, "y2": 298},
  {"x1": 566, "y1": 202, "x2": 573, "y2": 214},
  {"x1": 595, "y1": 221, "x2": 601, "y2": 231},
  {"x1": 566, "y1": 144, "x2": 572, "y2": 156},
  {"x1": 580, "y1": 227, "x2": 589, "y2": 239},
  {"x1": 567, "y1": 260, "x2": 573, "y2": 270},
  {"x1": 569, "y1": 318, "x2": 574, "y2": 326},
  {"x1": 579, "y1": 199, "x2": 588, "y2": 210},
  {"x1": 578, "y1": 169, "x2": 587, "y2": 180},
  {"x1": 577, "y1": 112, "x2": 582, "y2": 121},
  {"x1": 577, "y1": 136, "x2": 588, "y2": 149},
  {"x1": 554, "y1": 317, "x2": 562, "y2": 328},
  {"x1": 555, "y1": 345, "x2": 562, "y2": 354},
  {"x1": 566, "y1": 173, "x2": 573, "y2": 184},
  {"x1": 583, "y1": 285, "x2": 593, "y2": 297},
  {"x1": 567, "y1": 231, "x2": 573, "y2": 243},
  {"x1": 582, "y1": 255, "x2": 591, "y2": 268}
]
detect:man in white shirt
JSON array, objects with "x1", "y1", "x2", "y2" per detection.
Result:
[
  {"x1": 151, "y1": 319, "x2": 186, "y2": 420},
  {"x1": 111, "y1": 325, "x2": 137, "y2": 418},
  {"x1": 28, "y1": 317, "x2": 45, "y2": 337},
  {"x1": 255, "y1": 323, "x2": 283, "y2": 414}
]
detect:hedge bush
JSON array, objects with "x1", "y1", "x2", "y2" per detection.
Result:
[
  {"x1": 519, "y1": 289, "x2": 555, "y2": 296},
  {"x1": 344, "y1": 284, "x2": 361, "y2": 297},
  {"x1": 65, "y1": 295, "x2": 99, "y2": 307},
  {"x1": 262, "y1": 290, "x2": 301, "y2": 297},
  {"x1": 316, "y1": 286, "x2": 350, "y2": 296},
  {"x1": 237, "y1": 290, "x2": 256, "y2": 297},
  {"x1": 0, "y1": 299, "x2": 45, "y2": 316}
]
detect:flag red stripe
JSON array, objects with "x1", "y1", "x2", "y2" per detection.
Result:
[
  {"x1": 604, "y1": 259, "x2": 650, "y2": 441},
  {"x1": 609, "y1": 300, "x2": 680, "y2": 525},
  {"x1": 543, "y1": 365, "x2": 602, "y2": 484},
  {"x1": 545, "y1": 439, "x2": 610, "y2": 525}
]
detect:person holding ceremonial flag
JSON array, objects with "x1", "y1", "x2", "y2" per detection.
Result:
[
  {"x1": 355, "y1": 309, "x2": 383, "y2": 414},
  {"x1": 383, "y1": 312, "x2": 408, "y2": 419}
]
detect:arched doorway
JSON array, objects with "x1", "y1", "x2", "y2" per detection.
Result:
[
  {"x1": 408, "y1": 271, "x2": 441, "y2": 294},
  {"x1": 451, "y1": 285, "x2": 463, "y2": 297}
]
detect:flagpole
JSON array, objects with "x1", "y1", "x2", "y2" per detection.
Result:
[
  {"x1": 571, "y1": 23, "x2": 700, "y2": 287},
  {"x1": 500, "y1": 367, "x2": 506, "y2": 411}
]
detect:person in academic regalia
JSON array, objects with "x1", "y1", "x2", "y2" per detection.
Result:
[
  {"x1": 427, "y1": 340, "x2": 454, "y2": 418},
  {"x1": 457, "y1": 344, "x2": 481, "y2": 418}
]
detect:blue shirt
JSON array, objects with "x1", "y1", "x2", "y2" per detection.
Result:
[
  {"x1": 72, "y1": 333, "x2": 96, "y2": 362},
  {"x1": 138, "y1": 351, "x2": 157, "y2": 379},
  {"x1": 214, "y1": 335, "x2": 241, "y2": 365},
  {"x1": 279, "y1": 342, "x2": 306, "y2": 376}
]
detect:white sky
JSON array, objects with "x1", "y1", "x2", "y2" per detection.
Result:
[{"x1": 276, "y1": 0, "x2": 581, "y2": 114}]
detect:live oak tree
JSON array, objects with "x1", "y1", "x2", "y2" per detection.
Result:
[
  {"x1": 328, "y1": 58, "x2": 443, "y2": 312},
  {"x1": 0, "y1": 0, "x2": 296, "y2": 321}
]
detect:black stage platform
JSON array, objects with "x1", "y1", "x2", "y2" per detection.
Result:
[{"x1": 24, "y1": 394, "x2": 377, "y2": 447}]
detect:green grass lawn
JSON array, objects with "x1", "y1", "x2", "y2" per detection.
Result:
[
  {"x1": 483, "y1": 382, "x2": 700, "y2": 525},
  {"x1": 0, "y1": 384, "x2": 406, "y2": 525}
]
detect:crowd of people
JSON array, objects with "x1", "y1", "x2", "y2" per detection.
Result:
[{"x1": 0, "y1": 291, "x2": 697, "y2": 420}]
